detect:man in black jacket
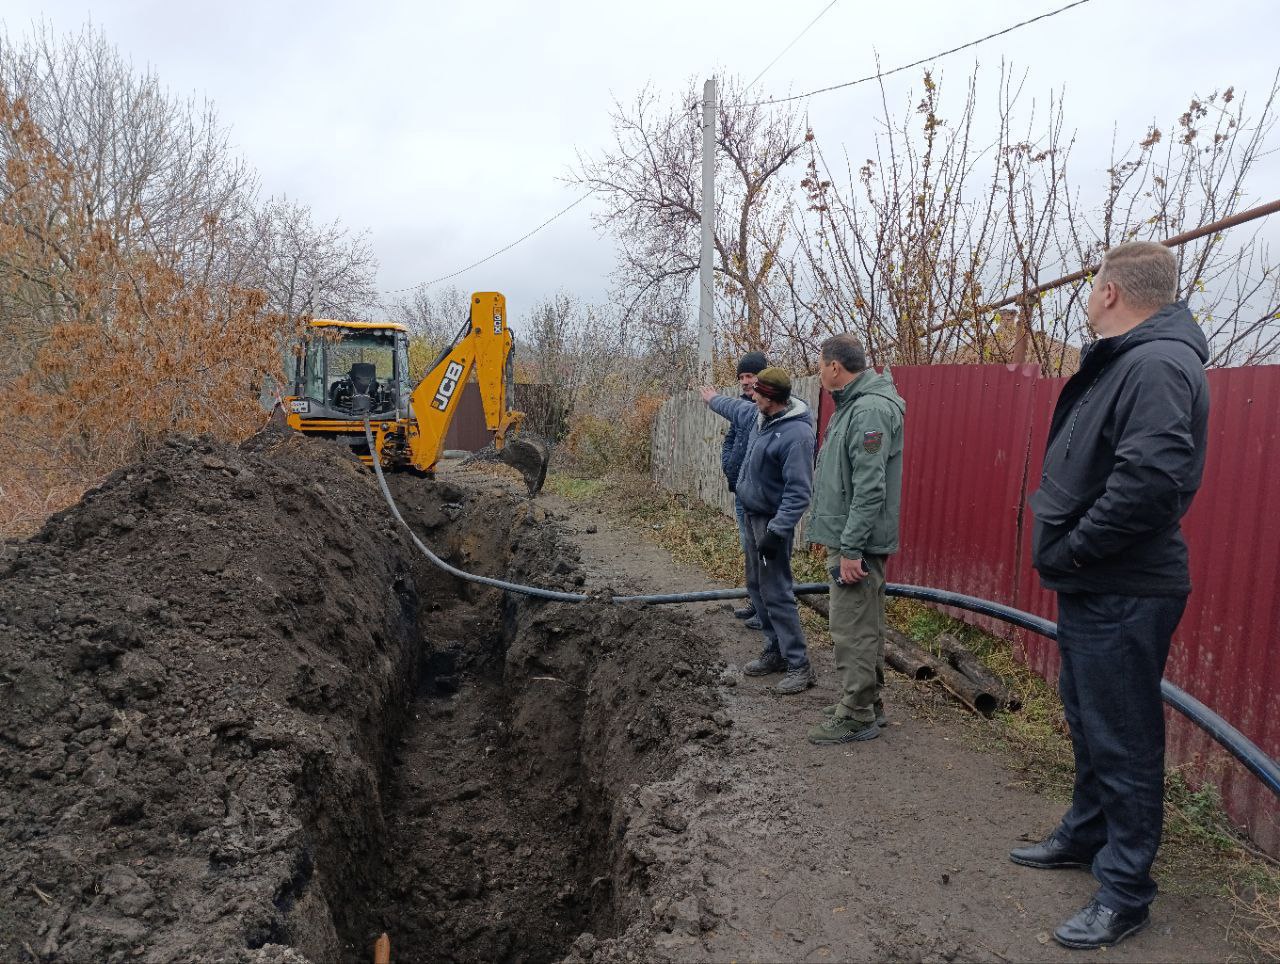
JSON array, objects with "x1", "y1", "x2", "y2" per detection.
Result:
[{"x1": 1011, "y1": 241, "x2": 1210, "y2": 950}]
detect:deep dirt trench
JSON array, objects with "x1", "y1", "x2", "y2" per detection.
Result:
[
  {"x1": 0, "y1": 434, "x2": 725, "y2": 963},
  {"x1": 357, "y1": 480, "x2": 726, "y2": 963},
  {"x1": 364, "y1": 597, "x2": 635, "y2": 961}
]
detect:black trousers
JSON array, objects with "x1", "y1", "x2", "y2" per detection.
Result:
[{"x1": 1055, "y1": 592, "x2": 1187, "y2": 914}]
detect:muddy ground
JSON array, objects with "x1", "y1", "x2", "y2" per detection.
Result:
[{"x1": 0, "y1": 432, "x2": 1245, "y2": 963}]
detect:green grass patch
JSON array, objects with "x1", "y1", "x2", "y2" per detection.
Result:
[{"x1": 542, "y1": 473, "x2": 610, "y2": 502}]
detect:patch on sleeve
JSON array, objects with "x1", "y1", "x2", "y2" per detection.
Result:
[{"x1": 862, "y1": 430, "x2": 883, "y2": 454}]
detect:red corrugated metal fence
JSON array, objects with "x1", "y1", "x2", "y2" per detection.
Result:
[{"x1": 816, "y1": 364, "x2": 1280, "y2": 855}]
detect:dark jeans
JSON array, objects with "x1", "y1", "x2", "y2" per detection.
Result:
[
  {"x1": 742, "y1": 514, "x2": 809, "y2": 670},
  {"x1": 1055, "y1": 591, "x2": 1187, "y2": 914}
]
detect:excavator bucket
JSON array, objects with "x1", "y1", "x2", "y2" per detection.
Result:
[{"x1": 499, "y1": 435, "x2": 550, "y2": 496}]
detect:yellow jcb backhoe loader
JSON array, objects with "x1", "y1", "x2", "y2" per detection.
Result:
[{"x1": 283, "y1": 291, "x2": 549, "y2": 493}]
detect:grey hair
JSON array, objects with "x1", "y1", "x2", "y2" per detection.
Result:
[
  {"x1": 820, "y1": 334, "x2": 867, "y2": 373},
  {"x1": 1096, "y1": 241, "x2": 1178, "y2": 309}
]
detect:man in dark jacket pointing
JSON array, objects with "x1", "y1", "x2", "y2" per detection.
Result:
[
  {"x1": 721, "y1": 351, "x2": 768, "y2": 628},
  {"x1": 1011, "y1": 241, "x2": 1210, "y2": 951}
]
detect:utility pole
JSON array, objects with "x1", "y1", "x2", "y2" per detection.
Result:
[{"x1": 698, "y1": 76, "x2": 716, "y2": 382}]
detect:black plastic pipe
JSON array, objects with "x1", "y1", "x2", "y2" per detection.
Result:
[{"x1": 363, "y1": 423, "x2": 1280, "y2": 801}]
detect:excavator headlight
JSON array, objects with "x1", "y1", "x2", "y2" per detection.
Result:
[{"x1": 380, "y1": 422, "x2": 390, "y2": 432}]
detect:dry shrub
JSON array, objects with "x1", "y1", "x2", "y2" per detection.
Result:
[
  {"x1": 1231, "y1": 889, "x2": 1280, "y2": 961},
  {"x1": 562, "y1": 394, "x2": 664, "y2": 477},
  {"x1": 562, "y1": 416, "x2": 620, "y2": 477},
  {"x1": 0, "y1": 472, "x2": 87, "y2": 539},
  {"x1": 0, "y1": 89, "x2": 285, "y2": 538}
]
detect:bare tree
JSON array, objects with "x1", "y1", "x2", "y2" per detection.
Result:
[
  {"x1": 0, "y1": 85, "x2": 279, "y2": 481},
  {"x1": 1, "y1": 22, "x2": 381, "y2": 348},
  {"x1": 796, "y1": 66, "x2": 1073, "y2": 369},
  {"x1": 0, "y1": 21, "x2": 383, "y2": 532},
  {"x1": 1081, "y1": 79, "x2": 1280, "y2": 366},
  {"x1": 571, "y1": 76, "x2": 808, "y2": 361},
  {"x1": 796, "y1": 65, "x2": 1280, "y2": 372},
  {"x1": 0, "y1": 22, "x2": 261, "y2": 289},
  {"x1": 249, "y1": 196, "x2": 379, "y2": 325},
  {"x1": 386, "y1": 284, "x2": 472, "y2": 380},
  {"x1": 629, "y1": 295, "x2": 701, "y2": 391},
  {"x1": 513, "y1": 290, "x2": 693, "y2": 471},
  {"x1": 519, "y1": 291, "x2": 624, "y2": 417}
]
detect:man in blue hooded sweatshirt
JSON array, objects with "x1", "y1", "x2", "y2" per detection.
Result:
[
  {"x1": 1011, "y1": 241, "x2": 1210, "y2": 950},
  {"x1": 703, "y1": 366, "x2": 816, "y2": 694}
]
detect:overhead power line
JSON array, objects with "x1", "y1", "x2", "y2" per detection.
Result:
[
  {"x1": 381, "y1": 105, "x2": 696, "y2": 299},
  {"x1": 744, "y1": 0, "x2": 842, "y2": 92},
  {"x1": 381, "y1": 192, "x2": 595, "y2": 296},
  {"x1": 384, "y1": 1, "x2": 843, "y2": 299},
  {"x1": 383, "y1": 0, "x2": 1093, "y2": 298},
  {"x1": 741, "y1": 0, "x2": 1094, "y2": 106}
]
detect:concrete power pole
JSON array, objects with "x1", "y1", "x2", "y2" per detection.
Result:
[{"x1": 698, "y1": 77, "x2": 716, "y2": 382}]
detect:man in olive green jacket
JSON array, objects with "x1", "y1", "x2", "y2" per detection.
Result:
[{"x1": 804, "y1": 333, "x2": 906, "y2": 745}]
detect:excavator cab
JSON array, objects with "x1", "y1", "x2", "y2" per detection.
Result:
[
  {"x1": 283, "y1": 294, "x2": 549, "y2": 493},
  {"x1": 293, "y1": 321, "x2": 409, "y2": 421}
]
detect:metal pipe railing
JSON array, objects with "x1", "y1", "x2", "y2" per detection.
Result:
[{"x1": 927, "y1": 196, "x2": 1280, "y2": 340}]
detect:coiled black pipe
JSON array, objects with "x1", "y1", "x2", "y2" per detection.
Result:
[{"x1": 363, "y1": 421, "x2": 1280, "y2": 801}]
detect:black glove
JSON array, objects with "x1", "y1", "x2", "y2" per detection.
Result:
[{"x1": 758, "y1": 530, "x2": 784, "y2": 561}]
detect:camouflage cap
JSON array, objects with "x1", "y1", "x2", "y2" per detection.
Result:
[{"x1": 752, "y1": 366, "x2": 791, "y2": 402}]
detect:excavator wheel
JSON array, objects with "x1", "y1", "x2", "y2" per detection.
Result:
[{"x1": 499, "y1": 436, "x2": 550, "y2": 496}]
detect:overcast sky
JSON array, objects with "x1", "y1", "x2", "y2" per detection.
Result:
[{"x1": 3, "y1": 0, "x2": 1278, "y2": 328}]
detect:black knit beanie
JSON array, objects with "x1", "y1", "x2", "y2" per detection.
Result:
[{"x1": 736, "y1": 351, "x2": 769, "y2": 376}]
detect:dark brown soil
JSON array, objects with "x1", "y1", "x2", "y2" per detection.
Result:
[{"x1": 0, "y1": 436, "x2": 720, "y2": 963}]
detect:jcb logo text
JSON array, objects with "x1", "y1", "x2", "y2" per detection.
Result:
[{"x1": 432, "y1": 361, "x2": 465, "y2": 410}]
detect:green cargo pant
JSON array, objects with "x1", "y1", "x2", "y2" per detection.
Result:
[{"x1": 827, "y1": 549, "x2": 887, "y2": 723}]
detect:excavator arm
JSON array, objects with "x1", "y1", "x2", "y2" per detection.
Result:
[{"x1": 406, "y1": 292, "x2": 547, "y2": 492}]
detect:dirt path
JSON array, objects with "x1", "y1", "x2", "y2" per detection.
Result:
[{"x1": 542, "y1": 491, "x2": 1240, "y2": 964}]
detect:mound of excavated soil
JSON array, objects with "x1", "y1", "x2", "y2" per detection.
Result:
[{"x1": 0, "y1": 434, "x2": 725, "y2": 963}]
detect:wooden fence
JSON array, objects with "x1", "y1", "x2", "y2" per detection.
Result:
[{"x1": 650, "y1": 375, "x2": 822, "y2": 519}]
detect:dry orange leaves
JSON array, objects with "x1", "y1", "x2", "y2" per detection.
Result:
[{"x1": 1, "y1": 88, "x2": 293, "y2": 536}]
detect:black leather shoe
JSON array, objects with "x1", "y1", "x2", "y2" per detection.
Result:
[
  {"x1": 733, "y1": 604, "x2": 756, "y2": 619},
  {"x1": 1053, "y1": 899, "x2": 1149, "y2": 949},
  {"x1": 1009, "y1": 833, "x2": 1094, "y2": 869}
]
